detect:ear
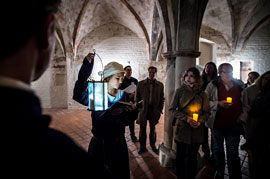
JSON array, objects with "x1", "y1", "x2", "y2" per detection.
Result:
[{"x1": 38, "y1": 14, "x2": 55, "y2": 49}]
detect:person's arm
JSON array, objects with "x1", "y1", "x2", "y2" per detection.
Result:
[
  {"x1": 158, "y1": 83, "x2": 165, "y2": 113},
  {"x1": 169, "y1": 88, "x2": 187, "y2": 122},
  {"x1": 93, "y1": 100, "x2": 137, "y2": 127},
  {"x1": 205, "y1": 82, "x2": 219, "y2": 112},
  {"x1": 238, "y1": 89, "x2": 249, "y2": 123},
  {"x1": 135, "y1": 83, "x2": 141, "y2": 104},
  {"x1": 198, "y1": 92, "x2": 210, "y2": 124},
  {"x1": 73, "y1": 55, "x2": 95, "y2": 106},
  {"x1": 134, "y1": 78, "x2": 138, "y2": 85}
]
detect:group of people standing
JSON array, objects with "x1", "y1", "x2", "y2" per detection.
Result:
[
  {"x1": 73, "y1": 53, "x2": 164, "y2": 178},
  {"x1": 170, "y1": 61, "x2": 269, "y2": 179},
  {"x1": 73, "y1": 52, "x2": 269, "y2": 179},
  {"x1": 2, "y1": 1, "x2": 268, "y2": 179}
]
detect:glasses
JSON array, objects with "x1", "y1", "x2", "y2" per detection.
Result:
[{"x1": 221, "y1": 71, "x2": 233, "y2": 74}]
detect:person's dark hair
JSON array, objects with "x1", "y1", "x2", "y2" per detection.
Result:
[
  {"x1": 248, "y1": 71, "x2": 260, "y2": 80},
  {"x1": 124, "y1": 65, "x2": 131, "y2": 70},
  {"x1": 202, "y1": 62, "x2": 217, "y2": 81},
  {"x1": 255, "y1": 71, "x2": 270, "y2": 91},
  {"x1": 182, "y1": 67, "x2": 202, "y2": 87},
  {"x1": 0, "y1": 0, "x2": 61, "y2": 60},
  {"x1": 218, "y1": 63, "x2": 233, "y2": 74},
  {"x1": 148, "y1": 66, "x2": 157, "y2": 72}
]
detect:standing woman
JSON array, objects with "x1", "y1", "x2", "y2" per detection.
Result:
[
  {"x1": 73, "y1": 53, "x2": 137, "y2": 179},
  {"x1": 202, "y1": 62, "x2": 218, "y2": 91},
  {"x1": 246, "y1": 71, "x2": 270, "y2": 178},
  {"x1": 201, "y1": 62, "x2": 218, "y2": 160},
  {"x1": 170, "y1": 67, "x2": 210, "y2": 179}
]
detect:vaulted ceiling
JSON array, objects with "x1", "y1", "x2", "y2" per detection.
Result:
[{"x1": 54, "y1": 0, "x2": 270, "y2": 59}]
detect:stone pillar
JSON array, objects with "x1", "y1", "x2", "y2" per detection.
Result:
[
  {"x1": 159, "y1": 56, "x2": 176, "y2": 167},
  {"x1": 175, "y1": 51, "x2": 201, "y2": 89},
  {"x1": 159, "y1": 0, "x2": 208, "y2": 167}
]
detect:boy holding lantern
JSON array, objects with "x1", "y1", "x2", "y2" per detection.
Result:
[
  {"x1": 205, "y1": 63, "x2": 244, "y2": 179},
  {"x1": 169, "y1": 67, "x2": 210, "y2": 179}
]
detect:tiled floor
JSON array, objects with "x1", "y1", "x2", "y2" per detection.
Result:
[{"x1": 44, "y1": 108, "x2": 250, "y2": 179}]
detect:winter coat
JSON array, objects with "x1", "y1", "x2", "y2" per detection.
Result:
[
  {"x1": 0, "y1": 85, "x2": 111, "y2": 178},
  {"x1": 169, "y1": 84, "x2": 210, "y2": 144},
  {"x1": 73, "y1": 58, "x2": 136, "y2": 179},
  {"x1": 238, "y1": 84, "x2": 260, "y2": 124},
  {"x1": 135, "y1": 78, "x2": 164, "y2": 125}
]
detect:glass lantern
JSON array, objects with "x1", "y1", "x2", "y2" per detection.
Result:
[{"x1": 88, "y1": 80, "x2": 108, "y2": 111}]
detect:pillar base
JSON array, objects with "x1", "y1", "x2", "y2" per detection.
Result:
[{"x1": 158, "y1": 143, "x2": 176, "y2": 167}]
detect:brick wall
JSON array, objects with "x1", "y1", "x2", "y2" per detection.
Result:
[{"x1": 241, "y1": 21, "x2": 270, "y2": 74}]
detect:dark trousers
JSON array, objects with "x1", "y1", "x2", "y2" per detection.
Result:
[
  {"x1": 88, "y1": 136, "x2": 130, "y2": 179},
  {"x1": 201, "y1": 126, "x2": 211, "y2": 156},
  {"x1": 176, "y1": 141, "x2": 200, "y2": 179},
  {"x1": 139, "y1": 106, "x2": 156, "y2": 148},
  {"x1": 129, "y1": 111, "x2": 138, "y2": 138},
  {"x1": 129, "y1": 120, "x2": 135, "y2": 137},
  {"x1": 212, "y1": 124, "x2": 242, "y2": 179}
]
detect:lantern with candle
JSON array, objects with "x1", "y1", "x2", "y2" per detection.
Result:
[{"x1": 88, "y1": 50, "x2": 109, "y2": 111}]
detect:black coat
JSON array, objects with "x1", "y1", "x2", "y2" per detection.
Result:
[
  {"x1": 73, "y1": 58, "x2": 137, "y2": 179},
  {"x1": 0, "y1": 86, "x2": 111, "y2": 178}
]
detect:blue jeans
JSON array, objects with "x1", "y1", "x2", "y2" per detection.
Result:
[{"x1": 212, "y1": 124, "x2": 242, "y2": 179}]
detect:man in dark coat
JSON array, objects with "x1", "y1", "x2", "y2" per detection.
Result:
[
  {"x1": 136, "y1": 66, "x2": 164, "y2": 154},
  {"x1": 0, "y1": 1, "x2": 110, "y2": 178}
]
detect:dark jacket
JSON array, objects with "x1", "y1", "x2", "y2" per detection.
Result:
[
  {"x1": 136, "y1": 78, "x2": 164, "y2": 125},
  {"x1": 248, "y1": 91, "x2": 270, "y2": 148},
  {"x1": 0, "y1": 86, "x2": 111, "y2": 178},
  {"x1": 119, "y1": 76, "x2": 138, "y2": 100},
  {"x1": 169, "y1": 83, "x2": 210, "y2": 144},
  {"x1": 73, "y1": 58, "x2": 136, "y2": 179}
]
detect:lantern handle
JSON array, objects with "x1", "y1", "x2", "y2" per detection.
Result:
[{"x1": 92, "y1": 49, "x2": 104, "y2": 81}]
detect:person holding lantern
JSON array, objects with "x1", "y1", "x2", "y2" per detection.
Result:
[
  {"x1": 73, "y1": 54, "x2": 137, "y2": 179},
  {"x1": 169, "y1": 67, "x2": 210, "y2": 179},
  {"x1": 205, "y1": 63, "x2": 244, "y2": 179}
]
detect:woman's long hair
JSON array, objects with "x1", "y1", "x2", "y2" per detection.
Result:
[
  {"x1": 255, "y1": 71, "x2": 270, "y2": 91},
  {"x1": 202, "y1": 62, "x2": 217, "y2": 82},
  {"x1": 182, "y1": 67, "x2": 202, "y2": 90}
]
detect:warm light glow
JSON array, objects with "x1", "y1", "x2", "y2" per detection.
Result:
[
  {"x1": 189, "y1": 104, "x2": 200, "y2": 113},
  {"x1": 193, "y1": 113, "x2": 198, "y2": 122},
  {"x1": 226, "y1": 97, "x2": 232, "y2": 103}
]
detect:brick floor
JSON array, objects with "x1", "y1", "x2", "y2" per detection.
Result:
[{"x1": 44, "y1": 108, "x2": 250, "y2": 179}]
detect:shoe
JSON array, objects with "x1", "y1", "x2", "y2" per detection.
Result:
[
  {"x1": 138, "y1": 147, "x2": 147, "y2": 154},
  {"x1": 131, "y1": 136, "x2": 138, "y2": 142},
  {"x1": 151, "y1": 146, "x2": 158, "y2": 153}
]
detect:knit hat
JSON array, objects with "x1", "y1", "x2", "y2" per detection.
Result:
[{"x1": 103, "y1": 62, "x2": 125, "y2": 79}]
